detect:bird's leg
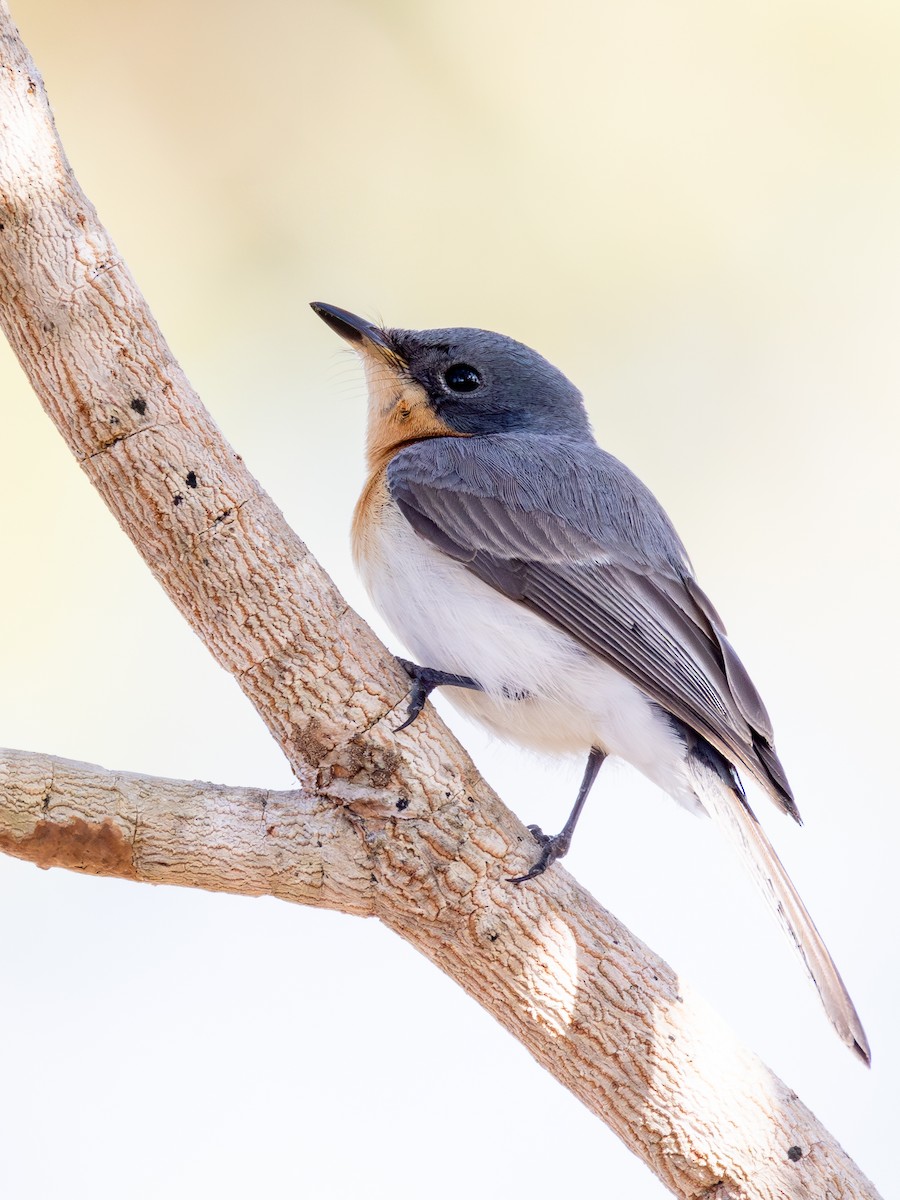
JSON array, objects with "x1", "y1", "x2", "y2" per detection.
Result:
[
  {"x1": 508, "y1": 746, "x2": 607, "y2": 884},
  {"x1": 394, "y1": 657, "x2": 483, "y2": 731}
]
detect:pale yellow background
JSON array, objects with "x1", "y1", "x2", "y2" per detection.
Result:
[{"x1": 0, "y1": 2, "x2": 896, "y2": 1196}]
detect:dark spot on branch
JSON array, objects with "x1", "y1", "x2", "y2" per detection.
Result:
[
  {"x1": 266, "y1": 825, "x2": 276, "y2": 836},
  {"x1": 369, "y1": 747, "x2": 402, "y2": 789},
  {"x1": 130, "y1": 396, "x2": 147, "y2": 415},
  {"x1": 186, "y1": 471, "x2": 198, "y2": 488},
  {"x1": 396, "y1": 796, "x2": 409, "y2": 811},
  {"x1": 41, "y1": 793, "x2": 50, "y2": 812},
  {"x1": 787, "y1": 1146, "x2": 803, "y2": 1163},
  {"x1": 173, "y1": 494, "x2": 184, "y2": 506},
  {"x1": 0, "y1": 817, "x2": 137, "y2": 879},
  {"x1": 290, "y1": 716, "x2": 331, "y2": 768},
  {"x1": 340, "y1": 739, "x2": 402, "y2": 789}
]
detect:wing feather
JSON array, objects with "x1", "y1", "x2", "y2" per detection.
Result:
[{"x1": 388, "y1": 434, "x2": 796, "y2": 817}]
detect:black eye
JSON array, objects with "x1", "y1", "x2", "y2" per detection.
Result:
[{"x1": 443, "y1": 363, "x2": 481, "y2": 393}]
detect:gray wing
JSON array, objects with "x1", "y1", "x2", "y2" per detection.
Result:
[{"x1": 387, "y1": 434, "x2": 797, "y2": 818}]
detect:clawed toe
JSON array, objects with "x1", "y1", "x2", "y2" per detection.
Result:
[
  {"x1": 507, "y1": 829, "x2": 572, "y2": 884},
  {"x1": 526, "y1": 823, "x2": 550, "y2": 846},
  {"x1": 393, "y1": 658, "x2": 483, "y2": 731},
  {"x1": 394, "y1": 660, "x2": 431, "y2": 731},
  {"x1": 395, "y1": 700, "x2": 425, "y2": 732}
]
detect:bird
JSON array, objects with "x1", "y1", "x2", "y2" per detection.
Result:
[{"x1": 311, "y1": 300, "x2": 870, "y2": 1064}]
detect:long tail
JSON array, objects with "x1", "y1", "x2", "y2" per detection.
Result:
[{"x1": 687, "y1": 752, "x2": 871, "y2": 1065}]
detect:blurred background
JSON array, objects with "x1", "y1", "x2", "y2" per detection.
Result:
[{"x1": 0, "y1": 1, "x2": 897, "y2": 1195}]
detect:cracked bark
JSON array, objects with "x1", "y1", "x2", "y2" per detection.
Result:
[{"x1": 0, "y1": 5, "x2": 881, "y2": 1199}]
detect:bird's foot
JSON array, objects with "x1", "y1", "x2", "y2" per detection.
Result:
[
  {"x1": 395, "y1": 658, "x2": 482, "y2": 731},
  {"x1": 507, "y1": 824, "x2": 572, "y2": 884}
]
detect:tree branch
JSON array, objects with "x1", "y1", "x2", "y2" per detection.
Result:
[
  {"x1": 0, "y1": 747, "x2": 372, "y2": 914},
  {"x1": 0, "y1": 6, "x2": 880, "y2": 1198}
]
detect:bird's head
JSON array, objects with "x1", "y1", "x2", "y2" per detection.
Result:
[{"x1": 311, "y1": 302, "x2": 591, "y2": 467}]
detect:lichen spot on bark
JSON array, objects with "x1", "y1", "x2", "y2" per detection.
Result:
[{"x1": 0, "y1": 817, "x2": 137, "y2": 878}]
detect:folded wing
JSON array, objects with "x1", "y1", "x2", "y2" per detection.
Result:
[{"x1": 388, "y1": 434, "x2": 797, "y2": 818}]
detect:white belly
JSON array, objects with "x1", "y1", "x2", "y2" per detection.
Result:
[{"x1": 356, "y1": 497, "x2": 700, "y2": 810}]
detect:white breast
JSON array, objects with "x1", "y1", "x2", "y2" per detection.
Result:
[{"x1": 356, "y1": 493, "x2": 700, "y2": 811}]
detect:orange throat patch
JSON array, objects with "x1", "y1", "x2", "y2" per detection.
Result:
[
  {"x1": 352, "y1": 353, "x2": 466, "y2": 569},
  {"x1": 360, "y1": 356, "x2": 464, "y2": 472}
]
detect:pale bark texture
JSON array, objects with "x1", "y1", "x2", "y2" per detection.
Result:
[{"x1": 0, "y1": 7, "x2": 881, "y2": 1199}]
